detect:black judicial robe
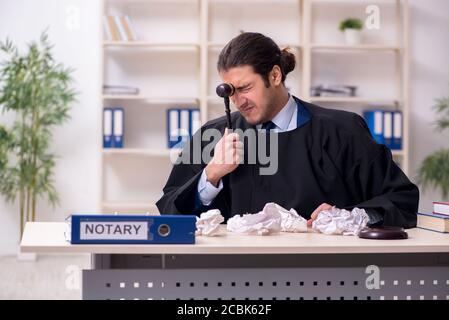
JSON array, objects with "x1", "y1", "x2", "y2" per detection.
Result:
[{"x1": 156, "y1": 97, "x2": 419, "y2": 228}]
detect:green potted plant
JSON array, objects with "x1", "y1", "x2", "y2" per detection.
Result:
[
  {"x1": 339, "y1": 18, "x2": 363, "y2": 45},
  {"x1": 0, "y1": 32, "x2": 77, "y2": 243},
  {"x1": 418, "y1": 95, "x2": 449, "y2": 199}
]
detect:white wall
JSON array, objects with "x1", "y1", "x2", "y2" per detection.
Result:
[
  {"x1": 0, "y1": 0, "x2": 102, "y2": 254},
  {"x1": 0, "y1": 0, "x2": 448, "y2": 254}
]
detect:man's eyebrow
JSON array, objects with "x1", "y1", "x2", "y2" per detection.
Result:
[{"x1": 235, "y1": 83, "x2": 251, "y2": 90}]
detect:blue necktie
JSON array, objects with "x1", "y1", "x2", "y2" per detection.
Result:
[
  {"x1": 261, "y1": 120, "x2": 276, "y2": 131},
  {"x1": 261, "y1": 121, "x2": 275, "y2": 160}
]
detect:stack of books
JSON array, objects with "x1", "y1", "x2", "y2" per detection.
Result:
[
  {"x1": 417, "y1": 202, "x2": 449, "y2": 233},
  {"x1": 103, "y1": 15, "x2": 138, "y2": 42}
]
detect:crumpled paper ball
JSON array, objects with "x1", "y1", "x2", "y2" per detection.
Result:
[
  {"x1": 195, "y1": 209, "x2": 224, "y2": 236},
  {"x1": 227, "y1": 202, "x2": 307, "y2": 235},
  {"x1": 312, "y1": 206, "x2": 369, "y2": 236}
]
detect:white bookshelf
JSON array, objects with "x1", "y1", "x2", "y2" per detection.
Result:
[
  {"x1": 309, "y1": 96, "x2": 402, "y2": 104},
  {"x1": 310, "y1": 44, "x2": 401, "y2": 51},
  {"x1": 102, "y1": 95, "x2": 199, "y2": 104},
  {"x1": 102, "y1": 148, "x2": 182, "y2": 157},
  {"x1": 101, "y1": 0, "x2": 201, "y2": 214},
  {"x1": 100, "y1": 0, "x2": 410, "y2": 214},
  {"x1": 103, "y1": 41, "x2": 200, "y2": 49},
  {"x1": 303, "y1": 0, "x2": 410, "y2": 174}
]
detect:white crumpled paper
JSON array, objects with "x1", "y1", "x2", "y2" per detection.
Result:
[
  {"x1": 195, "y1": 209, "x2": 224, "y2": 236},
  {"x1": 267, "y1": 203, "x2": 308, "y2": 233},
  {"x1": 312, "y1": 206, "x2": 369, "y2": 236},
  {"x1": 227, "y1": 202, "x2": 308, "y2": 235}
]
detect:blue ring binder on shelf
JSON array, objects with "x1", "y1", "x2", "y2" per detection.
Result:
[
  {"x1": 103, "y1": 107, "x2": 125, "y2": 148},
  {"x1": 103, "y1": 108, "x2": 113, "y2": 148},
  {"x1": 112, "y1": 107, "x2": 124, "y2": 148},
  {"x1": 70, "y1": 214, "x2": 196, "y2": 244},
  {"x1": 363, "y1": 109, "x2": 403, "y2": 151},
  {"x1": 167, "y1": 108, "x2": 201, "y2": 149}
]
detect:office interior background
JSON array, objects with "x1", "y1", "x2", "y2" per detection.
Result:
[{"x1": 0, "y1": 0, "x2": 448, "y2": 299}]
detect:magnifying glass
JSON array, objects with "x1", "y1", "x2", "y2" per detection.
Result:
[{"x1": 216, "y1": 83, "x2": 235, "y2": 129}]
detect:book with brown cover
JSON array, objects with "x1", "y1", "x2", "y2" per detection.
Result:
[
  {"x1": 107, "y1": 15, "x2": 120, "y2": 41},
  {"x1": 121, "y1": 15, "x2": 134, "y2": 41},
  {"x1": 417, "y1": 212, "x2": 449, "y2": 233}
]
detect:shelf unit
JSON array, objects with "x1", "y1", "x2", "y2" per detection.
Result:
[
  {"x1": 101, "y1": 0, "x2": 201, "y2": 214},
  {"x1": 310, "y1": 44, "x2": 401, "y2": 51},
  {"x1": 302, "y1": 0, "x2": 410, "y2": 174},
  {"x1": 100, "y1": 0, "x2": 409, "y2": 213},
  {"x1": 103, "y1": 41, "x2": 200, "y2": 51}
]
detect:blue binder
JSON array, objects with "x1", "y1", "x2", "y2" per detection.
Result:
[
  {"x1": 383, "y1": 111, "x2": 393, "y2": 149},
  {"x1": 391, "y1": 111, "x2": 402, "y2": 150},
  {"x1": 179, "y1": 109, "x2": 190, "y2": 148},
  {"x1": 112, "y1": 108, "x2": 124, "y2": 148},
  {"x1": 70, "y1": 214, "x2": 196, "y2": 244},
  {"x1": 363, "y1": 110, "x2": 384, "y2": 145},
  {"x1": 167, "y1": 108, "x2": 181, "y2": 148},
  {"x1": 103, "y1": 108, "x2": 113, "y2": 148},
  {"x1": 190, "y1": 108, "x2": 201, "y2": 136}
]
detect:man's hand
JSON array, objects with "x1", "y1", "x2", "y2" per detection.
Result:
[
  {"x1": 205, "y1": 128, "x2": 244, "y2": 187},
  {"x1": 307, "y1": 203, "x2": 332, "y2": 226}
]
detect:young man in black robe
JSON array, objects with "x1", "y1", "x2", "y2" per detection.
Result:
[{"x1": 156, "y1": 32, "x2": 419, "y2": 228}]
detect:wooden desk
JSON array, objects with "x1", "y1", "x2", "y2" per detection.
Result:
[{"x1": 21, "y1": 222, "x2": 449, "y2": 300}]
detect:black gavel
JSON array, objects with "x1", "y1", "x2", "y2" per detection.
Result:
[{"x1": 216, "y1": 83, "x2": 235, "y2": 130}]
